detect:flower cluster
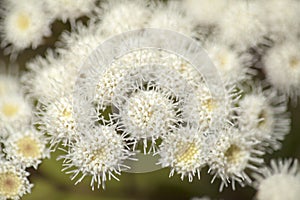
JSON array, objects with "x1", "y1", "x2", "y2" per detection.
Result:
[
  {"x1": 0, "y1": 67, "x2": 49, "y2": 199},
  {"x1": 0, "y1": 0, "x2": 300, "y2": 199}
]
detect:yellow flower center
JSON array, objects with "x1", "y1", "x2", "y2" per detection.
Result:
[
  {"x1": 202, "y1": 98, "x2": 216, "y2": 113},
  {"x1": 289, "y1": 57, "x2": 299, "y2": 68},
  {"x1": 17, "y1": 13, "x2": 30, "y2": 31},
  {"x1": 2, "y1": 103, "x2": 19, "y2": 118},
  {"x1": 176, "y1": 142, "x2": 197, "y2": 164},
  {"x1": 217, "y1": 54, "x2": 228, "y2": 68},
  {"x1": 17, "y1": 136, "x2": 41, "y2": 158},
  {"x1": 62, "y1": 108, "x2": 72, "y2": 118},
  {"x1": 89, "y1": 148, "x2": 108, "y2": 169},
  {"x1": 0, "y1": 172, "x2": 21, "y2": 198},
  {"x1": 225, "y1": 144, "x2": 242, "y2": 165}
]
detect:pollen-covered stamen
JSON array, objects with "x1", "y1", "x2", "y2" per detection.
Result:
[{"x1": 175, "y1": 142, "x2": 198, "y2": 166}]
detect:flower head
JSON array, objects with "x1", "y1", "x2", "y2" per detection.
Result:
[
  {"x1": 237, "y1": 83, "x2": 290, "y2": 151},
  {"x1": 0, "y1": 161, "x2": 32, "y2": 200},
  {"x1": 60, "y1": 126, "x2": 132, "y2": 190},
  {"x1": 183, "y1": 0, "x2": 228, "y2": 25},
  {"x1": 257, "y1": 0, "x2": 300, "y2": 41},
  {"x1": 0, "y1": 93, "x2": 32, "y2": 136},
  {"x1": 208, "y1": 127, "x2": 264, "y2": 191},
  {"x1": 263, "y1": 40, "x2": 300, "y2": 100},
  {"x1": 22, "y1": 50, "x2": 73, "y2": 102},
  {"x1": 252, "y1": 158, "x2": 300, "y2": 200},
  {"x1": 36, "y1": 95, "x2": 77, "y2": 148},
  {"x1": 148, "y1": 1, "x2": 196, "y2": 36},
  {"x1": 0, "y1": 0, "x2": 52, "y2": 55},
  {"x1": 3, "y1": 127, "x2": 49, "y2": 169},
  {"x1": 97, "y1": 0, "x2": 152, "y2": 36},
  {"x1": 158, "y1": 125, "x2": 208, "y2": 182},
  {"x1": 115, "y1": 87, "x2": 180, "y2": 153},
  {"x1": 216, "y1": 1, "x2": 267, "y2": 50},
  {"x1": 44, "y1": 0, "x2": 97, "y2": 25}
]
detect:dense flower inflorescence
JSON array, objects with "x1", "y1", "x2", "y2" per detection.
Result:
[{"x1": 0, "y1": 0, "x2": 299, "y2": 199}]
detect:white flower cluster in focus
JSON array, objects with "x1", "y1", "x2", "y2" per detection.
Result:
[{"x1": 0, "y1": 0, "x2": 299, "y2": 199}]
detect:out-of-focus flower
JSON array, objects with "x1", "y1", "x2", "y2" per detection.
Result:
[
  {"x1": 0, "y1": 94, "x2": 32, "y2": 137},
  {"x1": 0, "y1": 0, "x2": 52, "y2": 56},
  {"x1": 216, "y1": 1, "x2": 267, "y2": 51},
  {"x1": 263, "y1": 40, "x2": 300, "y2": 100},
  {"x1": 97, "y1": 0, "x2": 152, "y2": 36},
  {"x1": 252, "y1": 158, "x2": 300, "y2": 200}
]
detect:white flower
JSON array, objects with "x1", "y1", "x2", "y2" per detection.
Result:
[
  {"x1": 252, "y1": 158, "x2": 300, "y2": 200},
  {"x1": 115, "y1": 88, "x2": 180, "y2": 153},
  {"x1": 158, "y1": 126, "x2": 208, "y2": 182},
  {"x1": 0, "y1": 94, "x2": 32, "y2": 136},
  {"x1": 44, "y1": 0, "x2": 98, "y2": 25},
  {"x1": 159, "y1": 52, "x2": 204, "y2": 88},
  {"x1": 206, "y1": 43, "x2": 252, "y2": 84},
  {"x1": 92, "y1": 48, "x2": 199, "y2": 109},
  {"x1": 37, "y1": 96, "x2": 76, "y2": 148},
  {"x1": 60, "y1": 126, "x2": 132, "y2": 190},
  {"x1": 97, "y1": 0, "x2": 152, "y2": 36},
  {"x1": 147, "y1": 1, "x2": 196, "y2": 36},
  {"x1": 208, "y1": 127, "x2": 264, "y2": 191},
  {"x1": 56, "y1": 22, "x2": 105, "y2": 66},
  {"x1": 0, "y1": 0, "x2": 52, "y2": 54},
  {"x1": 0, "y1": 161, "x2": 32, "y2": 200},
  {"x1": 3, "y1": 127, "x2": 49, "y2": 169},
  {"x1": 182, "y1": 83, "x2": 240, "y2": 129},
  {"x1": 183, "y1": 0, "x2": 228, "y2": 25},
  {"x1": 216, "y1": 1, "x2": 267, "y2": 50},
  {"x1": 263, "y1": 40, "x2": 300, "y2": 100},
  {"x1": 237, "y1": 84, "x2": 290, "y2": 151},
  {"x1": 22, "y1": 50, "x2": 72, "y2": 101},
  {"x1": 256, "y1": 0, "x2": 300, "y2": 41}
]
